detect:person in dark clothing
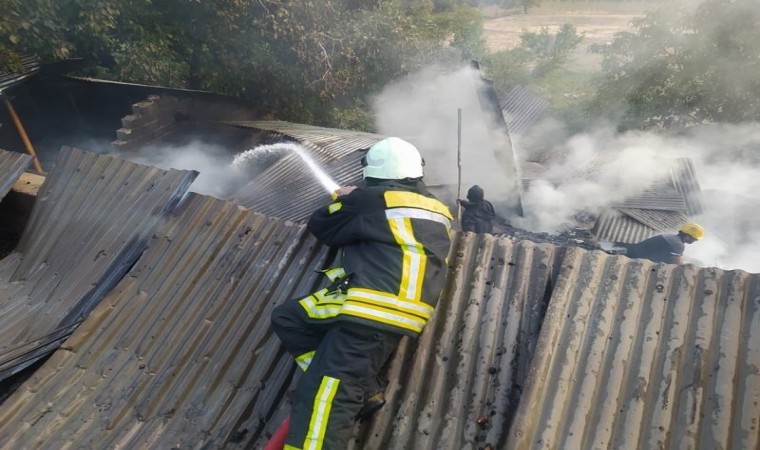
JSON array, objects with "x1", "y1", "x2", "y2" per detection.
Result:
[
  {"x1": 458, "y1": 185, "x2": 497, "y2": 233},
  {"x1": 271, "y1": 137, "x2": 453, "y2": 450},
  {"x1": 626, "y1": 222, "x2": 705, "y2": 264}
]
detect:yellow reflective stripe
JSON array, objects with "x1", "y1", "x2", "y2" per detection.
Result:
[
  {"x1": 327, "y1": 202, "x2": 342, "y2": 214},
  {"x1": 304, "y1": 376, "x2": 340, "y2": 450},
  {"x1": 388, "y1": 217, "x2": 426, "y2": 301},
  {"x1": 319, "y1": 267, "x2": 346, "y2": 281},
  {"x1": 295, "y1": 351, "x2": 315, "y2": 372},
  {"x1": 284, "y1": 445, "x2": 301, "y2": 450},
  {"x1": 348, "y1": 288, "x2": 433, "y2": 317},
  {"x1": 386, "y1": 207, "x2": 451, "y2": 228},
  {"x1": 340, "y1": 303, "x2": 425, "y2": 334},
  {"x1": 384, "y1": 191, "x2": 453, "y2": 219},
  {"x1": 299, "y1": 296, "x2": 343, "y2": 319}
]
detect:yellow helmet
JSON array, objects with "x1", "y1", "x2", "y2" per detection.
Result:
[{"x1": 679, "y1": 222, "x2": 705, "y2": 240}]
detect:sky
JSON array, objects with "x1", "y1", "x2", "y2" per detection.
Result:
[{"x1": 371, "y1": 65, "x2": 760, "y2": 274}]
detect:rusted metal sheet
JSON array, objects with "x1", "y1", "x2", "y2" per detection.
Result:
[
  {"x1": 508, "y1": 246, "x2": 760, "y2": 450},
  {"x1": 0, "y1": 146, "x2": 197, "y2": 380},
  {"x1": 0, "y1": 193, "x2": 329, "y2": 448},
  {"x1": 353, "y1": 233, "x2": 564, "y2": 450},
  {"x1": 0, "y1": 149, "x2": 32, "y2": 198},
  {"x1": 0, "y1": 222, "x2": 565, "y2": 449}
]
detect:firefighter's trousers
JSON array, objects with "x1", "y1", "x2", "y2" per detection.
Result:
[{"x1": 271, "y1": 297, "x2": 400, "y2": 450}]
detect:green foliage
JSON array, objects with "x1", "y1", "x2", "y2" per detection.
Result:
[
  {"x1": 0, "y1": 0, "x2": 484, "y2": 129},
  {"x1": 482, "y1": 23, "x2": 584, "y2": 96},
  {"x1": 590, "y1": 0, "x2": 760, "y2": 129}
]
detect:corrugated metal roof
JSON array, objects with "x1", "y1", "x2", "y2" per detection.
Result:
[
  {"x1": 0, "y1": 146, "x2": 197, "y2": 380},
  {"x1": 501, "y1": 85, "x2": 549, "y2": 136},
  {"x1": 0, "y1": 55, "x2": 40, "y2": 91},
  {"x1": 0, "y1": 149, "x2": 32, "y2": 198},
  {"x1": 227, "y1": 121, "x2": 384, "y2": 222},
  {"x1": 508, "y1": 246, "x2": 760, "y2": 450},
  {"x1": 592, "y1": 209, "x2": 657, "y2": 245},
  {"x1": 617, "y1": 208, "x2": 690, "y2": 233},
  {"x1": 0, "y1": 225, "x2": 566, "y2": 448},
  {"x1": 0, "y1": 193, "x2": 330, "y2": 448}
]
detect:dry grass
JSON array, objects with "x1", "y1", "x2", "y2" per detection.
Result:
[{"x1": 482, "y1": 1, "x2": 664, "y2": 70}]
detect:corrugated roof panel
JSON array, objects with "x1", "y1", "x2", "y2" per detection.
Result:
[
  {"x1": 501, "y1": 85, "x2": 549, "y2": 135},
  {"x1": 0, "y1": 228, "x2": 566, "y2": 449},
  {"x1": 0, "y1": 149, "x2": 32, "y2": 198},
  {"x1": 0, "y1": 193, "x2": 328, "y2": 447},
  {"x1": 617, "y1": 208, "x2": 690, "y2": 232},
  {"x1": 612, "y1": 186, "x2": 689, "y2": 211},
  {"x1": 507, "y1": 246, "x2": 760, "y2": 450},
  {"x1": 592, "y1": 209, "x2": 658, "y2": 244},
  {"x1": 0, "y1": 147, "x2": 197, "y2": 380},
  {"x1": 671, "y1": 157, "x2": 704, "y2": 215},
  {"x1": 356, "y1": 234, "x2": 565, "y2": 449}
]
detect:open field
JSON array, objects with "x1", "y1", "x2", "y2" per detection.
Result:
[{"x1": 482, "y1": 1, "x2": 662, "y2": 70}]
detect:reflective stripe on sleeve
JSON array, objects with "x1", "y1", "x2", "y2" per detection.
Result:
[{"x1": 327, "y1": 202, "x2": 342, "y2": 214}]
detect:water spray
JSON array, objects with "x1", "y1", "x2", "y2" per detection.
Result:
[{"x1": 233, "y1": 142, "x2": 340, "y2": 194}]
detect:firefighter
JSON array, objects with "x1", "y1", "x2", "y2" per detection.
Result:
[
  {"x1": 626, "y1": 222, "x2": 705, "y2": 264},
  {"x1": 457, "y1": 184, "x2": 497, "y2": 233},
  {"x1": 271, "y1": 137, "x2": 453, "y2": 450}
]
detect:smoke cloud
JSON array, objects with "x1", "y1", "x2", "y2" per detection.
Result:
[
  {"x1": 371, "y1": 65, "x2": 760, "y2": 273},
  {"x1": 123, "y1": 141, "x2": 247, "y2": 198},
  {"x1": 372, "y1": 65, "x2": 521, "y2": 213}
]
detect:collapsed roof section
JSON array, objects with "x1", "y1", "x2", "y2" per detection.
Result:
[{"x1": 0, "y1": 147, "x2": 197, "y2": 381}]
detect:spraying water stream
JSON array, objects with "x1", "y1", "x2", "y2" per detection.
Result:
[{"x1": 232, "y1": 142, "x2": 340, "y2": 194}]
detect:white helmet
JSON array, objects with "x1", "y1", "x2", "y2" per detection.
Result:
[{"x1": 362, "y1": 137, "x2": 424, "y2": 180}]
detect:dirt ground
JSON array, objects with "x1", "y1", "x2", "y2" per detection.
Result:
[{"x1": 482, "y1": 1, "x2": 660, "y2": 70}]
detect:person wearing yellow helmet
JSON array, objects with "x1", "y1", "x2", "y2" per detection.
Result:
[{"x1": 626, "y1": 222, "x2": 705, "y2": 264}]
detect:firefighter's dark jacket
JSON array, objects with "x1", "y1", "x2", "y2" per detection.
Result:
[{"x1": 306, "y1": 179, "x2": 453, "y2": 337}]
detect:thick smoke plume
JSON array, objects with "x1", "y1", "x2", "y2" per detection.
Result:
[{"x1": 372, "y1": 65, "x2": 760, "y2": 273}]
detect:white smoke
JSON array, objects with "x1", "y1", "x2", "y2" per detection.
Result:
[
  {"x1": 371, "y1": 65, "x2": 760, "y2": 273},
  {"x1": 123, "y1": 140, "x2": 247, "y2": 198},
  {"x1": 372, "y1": 65, "x2": 521, "y2": 212}
]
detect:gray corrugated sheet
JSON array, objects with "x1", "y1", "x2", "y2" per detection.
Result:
[
  {"x1": 228, "y1": 121, "x2": 384, "y2": 222},
  {"x1": 0, "y1": 223, "x2": 566, "y2": 448},
  {"x1": 0, "y1": 193, "x2": 329, "y2": 448},
  {"x1": 0, "y1": 146, "x2": 196, "y2": 380},
  {"x1": 508, "y1": 246, "x2": 760, "y2": 450},
  {"x1": 0, "y1": 149, "x2": 32, "y2": 198},
  {"x1": 0, "y1": 55, "x2": 40, "y2": 90},
  {"x1": 501, "y1": 85, "x2": 549, "y2": 135},
  {"x1": 617, "y1": 208, "x2": 690, "y2": 233},
  {"x1": 593, "y1": 208, "x2": 692, "y2": 245},
  {"x1": 671, "y1": 157, "x2": 703, "y2": 215},
  {"x1": 592, "y1": 210, "x2": 657, "y2": 244},
  {"x1": 611, "y1": 185, "x2": 689, "y2": 211}
]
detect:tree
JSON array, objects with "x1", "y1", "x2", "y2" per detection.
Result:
[
  {"x1": 589, "y1": 0, "x2": 760, "y2": 129},
  {"x1": 0, "y1": 0, "x2": 484, "y2": 130}
]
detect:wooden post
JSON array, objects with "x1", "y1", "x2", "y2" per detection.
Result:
[
  {"x1": 457, "y1": 108, "x2": 462, "y2": 221},
  {"x1": 2, "y1": 94, "x2": 44, "y2": 174}
]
